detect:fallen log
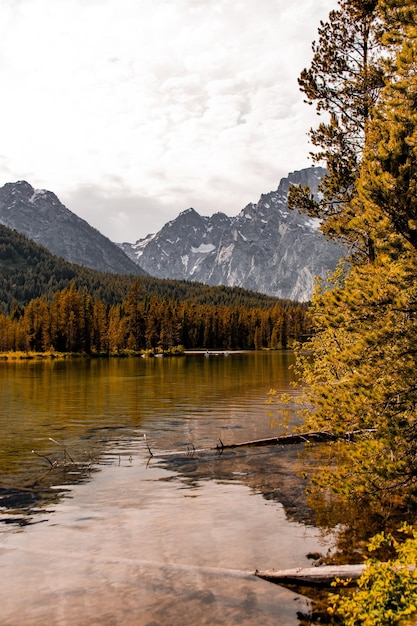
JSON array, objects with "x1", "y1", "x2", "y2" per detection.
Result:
[
  {"x1": 255, "y1": 564, "x2": 366, "y2": 587},
  {"x1": 216, "y1": 431, "x2": 338, "y2": 450},
  {"x1": 215, "y1": 429, "x2": 376, "y2": 451},
  {"x1": 144, "y1": 429, "x2": 377, "y2": 458}
]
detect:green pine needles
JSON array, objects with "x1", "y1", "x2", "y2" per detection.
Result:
[
  {"x1": 330, "y1": 525, "x2": 417, "y2": 625},
  {"x1": 294, "y1": 0, "x2": 417, "y2": 507},
  {"x1": 294, "y1": 2, "x2": 417, "y2": 620}
]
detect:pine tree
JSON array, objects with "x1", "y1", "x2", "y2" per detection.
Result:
[
  {"x1": 298, "y1": 254, "x2": 417, "y2": 503},
  {"x1": 107, "y1": 304, "x2": 125, "y2": 353},
  {"x1": 359, "y1": 20, "x2": 417, "y2": 249},
  {"x1": 294, "y1": 0, "x2": 417, "y2": 506},
  {"x1": 288, "y1": 0, "x2": 383, "y2": 257}
]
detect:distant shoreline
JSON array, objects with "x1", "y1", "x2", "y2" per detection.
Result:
[
  {"x1": 184, "y1": 350, "x2": 249, "y2": 355},
  {"x1": 0, "y1": 348, "x2": 289, "y2": 361}
]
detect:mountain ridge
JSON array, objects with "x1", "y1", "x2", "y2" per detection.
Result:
[
  {"x1": 119, "y1": 166, "x2": 344, "y2": 301},
  {"x1": 0, "y1": 222, "x2": 284, "y2": 313},
  {"x1": 0, "y1": 180, "x2": 146, "y2": 276},
  {"x1": 0, "y1": 167, "x2": 345, "y2": 301}
]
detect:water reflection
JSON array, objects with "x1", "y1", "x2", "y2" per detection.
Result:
[
  {"x1": 153, "y1": 445, "x2": 317, "y2": 526},
  {"x1": 0, "y1": 353, "x2": 302, "y2": 516},
  {"x1": 0, "y1": 446, "x2": 330, "y2": 625},
  {"x1": 0, "y1": 352, "x2": 337, "y2": 625}
]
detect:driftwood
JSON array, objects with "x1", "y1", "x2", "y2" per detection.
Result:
[
  {"x1": 215, "y1": 431, "x2": 337, "y2": 450},
  {"x1": 144, "y1": 429, "x2": 377, "y2": 458},
  {"x1": 215, "y1": 429, "x2": 376, "y2": 451},
  {"x1": 255, "y1": 564, "x2": 366, "y2": 587}
]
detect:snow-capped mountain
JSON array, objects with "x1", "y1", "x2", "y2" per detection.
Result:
[
  {"x1": 119, "y1": 167, "x2": 344, "y2": 301},
  {"x1": 0, "y1": 181, "x2": 145, "y2": 276}
]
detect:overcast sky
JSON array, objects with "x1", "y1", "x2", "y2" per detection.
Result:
[{"x1": 0, "y1": 0, "x2": 335, "y2": 242}]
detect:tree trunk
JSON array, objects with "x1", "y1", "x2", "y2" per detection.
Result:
[{"x1": 255, "y1": 564, "x2": 366, "y2": 587}]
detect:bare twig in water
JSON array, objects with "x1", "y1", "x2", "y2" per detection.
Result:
[
  {"x1": 144, "y1": 434, "x2": 153, "y2": 457},
  {"x1": 186, "y1": 443, "x2": 196, "y2": 457},
  {"x1": 32, "y1": 450, "x2": 55, "y2": 467},
  {"x1": 48, "y1": 437, "x2": 75, "y2": 464}
]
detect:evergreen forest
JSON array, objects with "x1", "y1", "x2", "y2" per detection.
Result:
[
  {"x1": 0, "y1": 225, "x2": 310, "y2": 353},
  {"x1": 286, "y1": 0, "x2": 417, "y2": 621},
  {"x1": 4, "y1": 0, "x2": 417, "y2": 619}
]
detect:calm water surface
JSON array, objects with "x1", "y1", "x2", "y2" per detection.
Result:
[{"x1": 0, "y1": 352, "x2": 334, "y2": 625}]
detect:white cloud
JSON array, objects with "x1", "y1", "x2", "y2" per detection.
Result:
[{"x1": 0, "y1": 0, "x2": 335, "y2": 241}]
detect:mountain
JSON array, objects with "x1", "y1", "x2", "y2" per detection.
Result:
[
  {"x1": 0, "y1": 223, "x2": 282, "y2": 313},
  {"x1": 0, "y1": 181, "x2": 145, "y2": 276},
  {"x1": 119, "y1": 167, "x2": 345, "y2": 301}
]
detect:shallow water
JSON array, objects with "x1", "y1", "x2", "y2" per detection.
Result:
[{"x1": 0, "y1": 352, "x2": 334, "y2": 625}]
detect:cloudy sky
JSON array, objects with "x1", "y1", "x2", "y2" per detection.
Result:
[{"x1": 0, "y1": 0, "x2": 335, "y2": 242}]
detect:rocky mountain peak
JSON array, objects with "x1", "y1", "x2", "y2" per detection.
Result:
[
  {"x1": 9, "y1": 180, "x2": 34, "y2": 193},
  {"x1": 119, "y1": 166, "x2": 344, "y2": 301},
  {"x1": 0, "y1": 181, "x2": 146, "y2": 276},
  {"x1": 0, "y1": 167, "x2": 343, "y2": 301},
  {"x1": 277, "y1": 166, "x2": 325, "y2": 197},
  {"x1": 163, "y1": 207, "x2": 204, "y2": 232},
  {"x1": 0, "y1": 180, "x2": 34, "y2": 205}
]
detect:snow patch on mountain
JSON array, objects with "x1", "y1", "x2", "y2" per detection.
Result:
[
  {"x1": 191, "y1": 243, "x2": 216, "y2": 254},
  {"x1": 118, "y1": 166, "x2": 345, "y2": 301}
]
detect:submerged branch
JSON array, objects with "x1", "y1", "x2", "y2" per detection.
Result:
[
  {"x1": 214, "y1": 429, "x2": 375, "y2": 451},
  {"x1": 144, "y1": 429, "x2": 377, "y2": 460}
]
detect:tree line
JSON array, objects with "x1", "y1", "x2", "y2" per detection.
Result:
[
  {"x1": 0, "y1": 223, "x2": 281, "y2": 313},
  {"x1": 0, "y1": 281, "x2": 311, "y2": 354},
  {"x1": 290, "y1": 0, "x2": 417, "y2": 506},
  {"x1": 288, "y1": 0, "x2": 417, "y2": 621}
]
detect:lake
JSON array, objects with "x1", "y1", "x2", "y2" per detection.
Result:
[{"x1": 0, "y1": 352, "x2": 335, "y2": 625}]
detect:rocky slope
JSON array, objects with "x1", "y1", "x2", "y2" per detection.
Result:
[
  {"x1": 119, "y1": 167, "x2": 344, "y2": 301},
  {"x1": 0, "y1": 181, "x2": 145, "y2": 275}
]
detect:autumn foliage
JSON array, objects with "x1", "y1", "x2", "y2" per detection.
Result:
[{"x1": 0, "y1": 280, "x2": 311, "y2": 354}]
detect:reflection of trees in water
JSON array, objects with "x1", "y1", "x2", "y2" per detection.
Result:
[
  {"x1": 0, "y1": 441, "x2": 101, "y2": 526},
  {"x1": 156, "y1": 445, "x2": 340, "y2": 626},
  {"x1": 158, "y1": 440, "x2": 417, "y2": 626},
  {"x1": 297, "y1": 442, "x2": 416, "y2": 564},
  {"x1": 158, "y1": 439, "x2": 411, "y2": 549},
  {"x1": 156, "y1": 444, "x2": 325, "y2": 527}
]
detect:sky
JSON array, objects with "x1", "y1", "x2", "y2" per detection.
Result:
[{"x1": 0, "y1": 0, "x2": 335, "y2": 242}]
